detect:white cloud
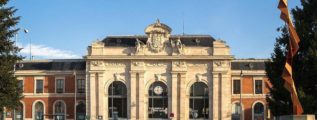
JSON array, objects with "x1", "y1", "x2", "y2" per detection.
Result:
[{"x1": 19, "y1": 43, "x2": 80, "y2": 59}]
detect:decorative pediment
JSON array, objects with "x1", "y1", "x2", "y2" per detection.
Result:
[{"x1": 145, "y1": 19, "x2": 172, "y2": 53}]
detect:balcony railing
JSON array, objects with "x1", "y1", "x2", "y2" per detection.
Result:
[
  {"x1": 36, "y1": 89, "x2": 43, "y2": 93},
  {"x1": 77, "y1": 88, "x2": 85, "y2": 93},
  {"x1": 56, "y1": 88, "x2": 64, "y2": 93}
]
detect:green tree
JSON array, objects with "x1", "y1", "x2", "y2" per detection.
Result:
[
  {"x1": 266, "y1": 0, "x2": 317, "y2": 116},
  {"x1": 0, "y1": 0, "x2": 22, "y2": 114}
]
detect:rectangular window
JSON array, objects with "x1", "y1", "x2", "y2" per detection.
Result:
[
  {"x1": 255, "y1": 80, "x2": 263, "y2": 94},
  {"x1": 56, "y1": 79, "x2": 64, "y2": 93},
  {"x1": 18, "y1": 80, "x2": 23, "y2": 91},
  {"x1": 36, "y1": 80, "x2": 43, "y2": 93},
  {"x1": 77, "y1": 79, "x2": 85, "y2": 93},
  {"x1": 233, "y1": 80, "x2": 241, "y2": 94}
]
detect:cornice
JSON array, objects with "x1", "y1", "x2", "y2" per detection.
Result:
[
  {"x1": 85, "y1": 55, "x2": 234, "y2": 60},
  {"x1": 15, "y1": 70, "x2": 85, "y2": 76}
]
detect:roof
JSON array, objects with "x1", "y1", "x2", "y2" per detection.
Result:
[
  {"x1": 102, "y1": 34, "x2": 215, "y2": 47},
  {"x1": 15, "y1": 59, "x2": 86, "y2": 71},
  {"x1": 231, "y1": 59, "x2": 269, "y2": 70}
]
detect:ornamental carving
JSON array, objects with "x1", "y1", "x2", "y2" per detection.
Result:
[
  {"x1": 173, "y1": 61, "x2": 186, "y2": 68},
  {"x1": 114, "y1": 73, "x2": 122, "y2": 81},
  {"x1": 171, "y1": 37, "x2": 185, "y2": 55},
  {"x1": 91, "y1": 61, "x2": 104, "y2": 67},
  {"x1": 132, "y1": 61, "x2": 145, "y2": 67},
  {"x1": 135, "y1": 38, "x2": 146, "y2": 54},
  {"x1": 214, "y1": 61, "x2": 229, "y2": 67},
  {"x1": 146, "y1": 62, "x2": 166, "y2": 67},
  {"x1": 145, "y1": 19, "x2": 171, "y2": 53},
  {"x1": 196, "y1": 73, "x2": 203, "y2": 81},
  {"x1": 155, "y1": 74, "x2": 161, "y2": 81},
  {"x1": 104, "y1": 62, "x2": 126, "y2": 66},
  {"x1": 187, "y1": 63, "x2": 208, "y2": 67},
  {"x1": 146, "y1": 34, "x2": 167, "y2": 53}
]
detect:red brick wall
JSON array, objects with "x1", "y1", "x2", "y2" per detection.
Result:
[
  {"x1": 65, "y1": 75, "x2": 75, "y2": 93},
  {"x1": 19, "y1": 74, "x2": 83, "y2": 119},
  {"x1": 24, "y1": 76, "x2": 34, "y2": 93},
  {"x1": 232, "y1": 76, "x2": 270, "y2": 120},
  {"x1": 232, "y1": 98, "x2": 267, "y2": 120},
  {"x1": 46, "y1": 75, "x2": 55, "y2": 93},
  {"x1": 242, "y1": 76, "x2": 254, "y2": 94},
  {"x1": 264, "y1": 77, "x2": 270, "y2": 94}
]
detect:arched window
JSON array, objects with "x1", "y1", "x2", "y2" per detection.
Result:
[
  {"x1": 54, "y1": 101, "x2": 66, "y2": 120},
  {"x1": 232, "y1": 102, "x2": 243, "y2": 120},
  {"x1": 108, "y1": 81, "x2": 127, "y2": 119},
  {"x1": 13, "y1": 102, "x2": 24, "y2": 120},
  {"x1": 189, "y1": 82, "x2": 209, "y2": 119},
  {"x1": 34, "y1": 102, "x2": 44, "y2": 120},
  {"x1": 148, "y1": 81, "x2": 168, "y2": 119},
  {"x1": 76, "y1": 101, "x2": 86, "y2": 120},
  {"x1": 253, "y1": 102, "x2": 264, "y2": 120}
]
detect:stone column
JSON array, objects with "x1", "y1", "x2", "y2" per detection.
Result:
[{"x1": 129, "y1": 72, "x2": 137, "y2": 120}]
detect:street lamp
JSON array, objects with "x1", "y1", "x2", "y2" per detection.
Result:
[
  {"x1": 239, "y1": 70, "x2": 243, "y2": 120},
  {"x1": 23, "y1": 29, "x2": 32, "y2": 60},
  {"x1": 239, "y1": 63, "x2": 253, "y2": 120}
]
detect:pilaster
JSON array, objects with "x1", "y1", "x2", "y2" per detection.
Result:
[
  {"x1": 170, "y1": 73, "x2": 179, "y2": 120},
  {"x1": 171, "y1": 60, "x2": 187, "y2": 120},
  {"x1": 129, "y1": 72, "x2": 137, "y2": 120},
  {"x1": 97, "y1": 72, "x2": 104, "y2": 119},
  {"x1": 220, "y1": 73, "x2": 231, "y2": 120},
  {"x1": 178, "y1": 72, "x2": 187, "y2": 120},
  {"x1": 138, "y1": 72, "x2": 146, "y2": 120},
  {"x1": 88, "y1": 72, "x2": 97, "y2": 120},
  {"x1": 211, "y1": 72, "x2": 219, "y2": 120}
]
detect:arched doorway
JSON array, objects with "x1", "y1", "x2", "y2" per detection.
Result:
[
  {"x1": 189, "y1": 82, "x2": 209, "y2": 119},
  {"x1": 108, "y1": 81, "x2": 127, "y2": 119},
  {"x1": 148, "y1": 81, "x2": 168, "y2": 119},
  {"x1": 253, "y1": 102, "x2": 264, "y2": 120},
  {"x1": 33, "y1": 102, "x2": 44, "y2": 120},
  {"x1": 13, "y1": 102, "x2": 24, "y2": 120},
  {"x1": 231, "y1": 102, "x2": 243, "y2": 120},
  {"x1": 76, "y1": 101, "x2": 86, "y2": 120},
  {"x1": 54, "y1": 101, "x2": 66, "y2": 120}
]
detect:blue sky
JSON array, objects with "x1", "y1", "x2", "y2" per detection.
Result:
[{"x1": 9, "y1": 0, "x2": 301, "y2": 59}]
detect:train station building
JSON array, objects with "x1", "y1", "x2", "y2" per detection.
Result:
[{"x1": 7, "y1": 20, "x2": 270, "y2": 120}]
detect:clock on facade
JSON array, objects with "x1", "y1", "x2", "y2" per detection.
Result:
[{"x1": 153, "y1": 85, "x2": 163, "y2": 95}]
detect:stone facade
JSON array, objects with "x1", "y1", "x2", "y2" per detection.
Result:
[{"x1": 86, "y1": 20, "x2": 233, "y2": 120}]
